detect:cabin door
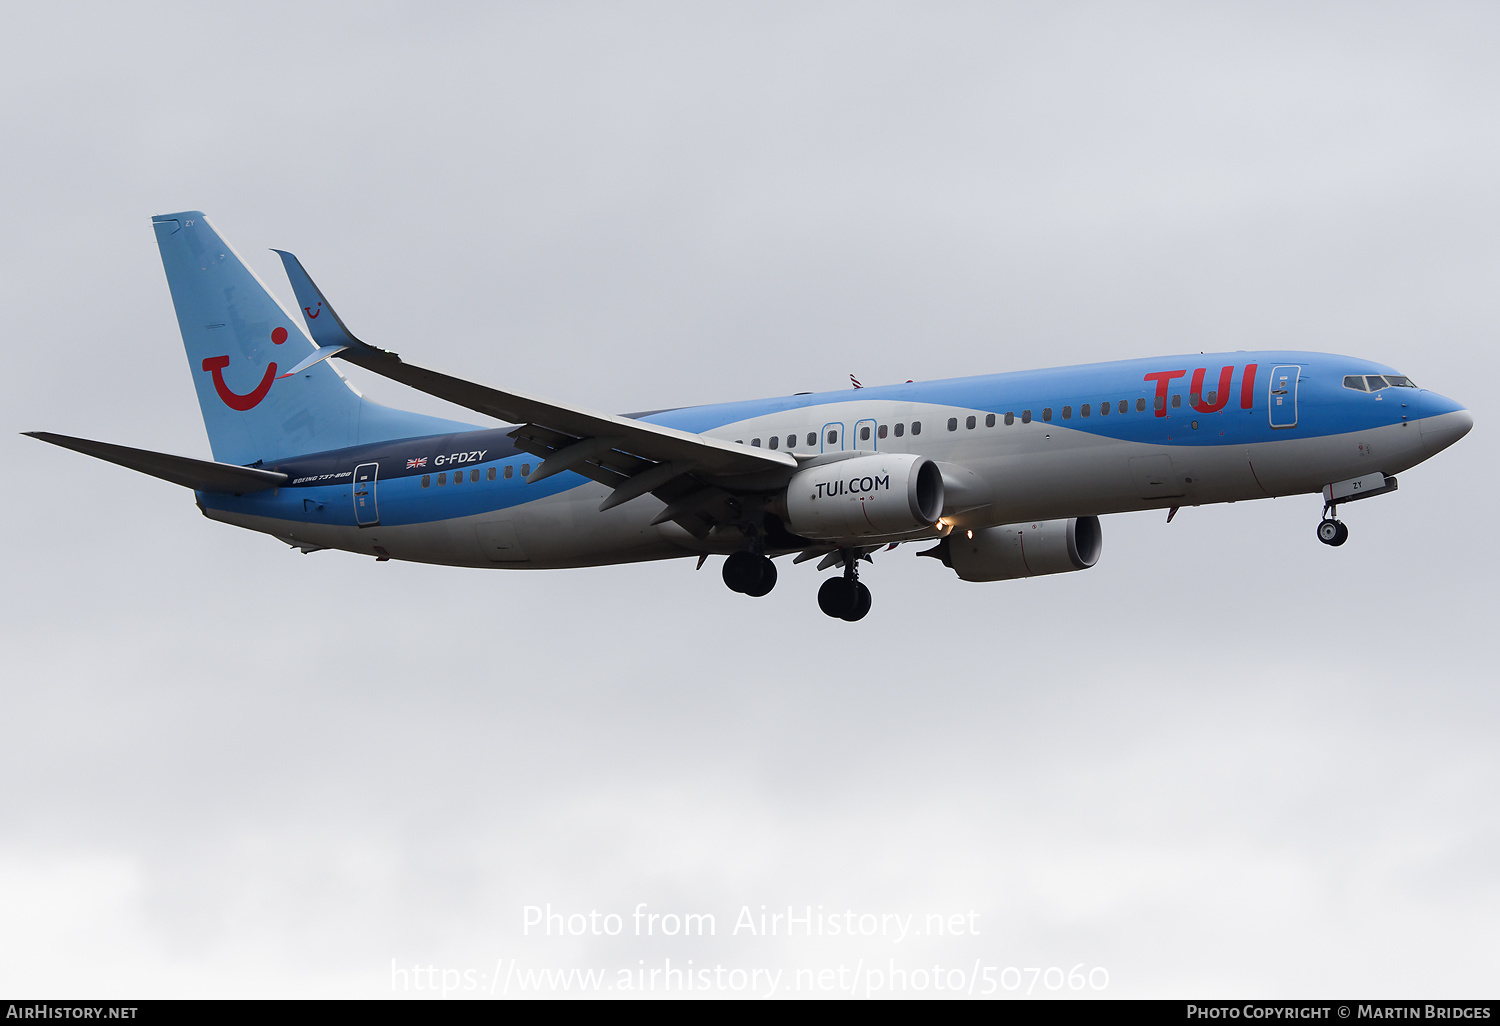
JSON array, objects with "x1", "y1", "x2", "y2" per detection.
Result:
[{"x1": 1269, "y1": 365, "x2": 1300, "y2": 429}]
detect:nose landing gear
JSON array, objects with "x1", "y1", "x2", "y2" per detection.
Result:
[
  {"x1": 1314, "y1": 475, "x2": 1398, "y2": 547},
  {"x1": 1317, "y1": 497, "x2": 1349, "y2": 547}
]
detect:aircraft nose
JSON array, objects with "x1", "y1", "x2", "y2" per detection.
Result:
[{"x1": 1418, "y1": 392, "x2": 1473, "y2": 457}]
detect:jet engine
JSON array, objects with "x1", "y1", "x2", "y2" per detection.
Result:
[
  {"x1": 923, "y1": 516, "x2": 1102, "y2": 582},
  {"x1": 781, "y1": 453, "x2": 944, "y2": 540}
]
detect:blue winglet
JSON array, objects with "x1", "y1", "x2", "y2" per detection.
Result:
[{"x1": 271, "y1": 249, "x2": 375, "y2": 352}]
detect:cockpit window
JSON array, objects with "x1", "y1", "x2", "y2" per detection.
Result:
[{"x1": 1345, "y1": 373, "x2": 1418, "y2": 392}]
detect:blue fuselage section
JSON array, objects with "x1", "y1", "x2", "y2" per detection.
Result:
[{"x1": 196, "y1": 350, "x2": 1469, "y2": 566}]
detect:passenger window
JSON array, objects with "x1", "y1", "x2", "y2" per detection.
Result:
[
  {"x1": 1062, "y1": 406, "x2": 1072, "y2": 420},
  {"x1": 1081, "y1": 403, "x2": 1091, "y2": 418},
  {"x1": 1204, "y1": 392, "x2": 1216, "y2": 406},
  {"x1": 422, "y1": 474, "x2": 431, "y2": 488},
  {"x1": 787, "y1": 434, "x2": 797, "y2": 448},
  {"x1": 1172, "y1": 394, "x2": 1182, "y2": 407},
  {"x1": 452, "y1": 470, "x2": 461, "y2": 484},
  {"x1": 752, "y1": 438, "x2": 761, "y2": 447},
  {"x1": 947, "y1": 417, "x2": 958, "y2": 431},
  {"x1": 1136, "y1": 398, "x2": 1146, "y2": 412},
  {"x1": 877, "y1": 424, "x2": 888, "y2": 439},
  {"x1": 438, "y1": 472, "x2": 447, "y2": 485},
  {"x1": 807, "y1": 432, "x2": 816, "y2": 446},
  {"x1": 769, "y1": 436, "x2": 778, "y2": 449},
  {"x1": 1021, "y1": 410, "x2": 1032, "y2": 424},
  {"x1": 504, "y1": 465, "x2": 514, "y2": 479},
  {"x1": 912, "y1": 421, "x2": 922, "y2": 435},
  {"x1": 1118, "y1": 400, "x2": 1128, "y2": 414},
  {"x1": 470, "y1": 469, "x2": 479, "y2": 482},
  {"x1": 985, "y1": 414, "x2": 995, "y2": 427},
  {"x1": 1100, "y1": 402, "x2": 1109, "y2": 416},
  {"x1": 1042, "y1": 408, "x2": 1053, "y2": 422},
  {"x1": 826, "y1": 430, "x2": 837, "y2": 444},
  {"x1": 521, "y1": 463, "x2": 530, "y2": 476},
  {"x1": 860, "y1": 426, "x2": 871, "y2": 441},
  {"x1": 965, "y1": 416, "x2": 975, "y2": 430},
  {"x1": 1153, "y1": 396, "x2": 1165, "y2": 411},
  {"x1": 487, "y1": 467, "x2": 496, "y2": 481},
  {"x1": 894, "y1": 423, "x2": 904, "y2": 437},
  {"x1": 1004, "y1": 412, "x2": 1014, "y2": 426}
]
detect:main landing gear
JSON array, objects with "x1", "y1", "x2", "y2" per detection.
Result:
[
  {"x1": 721, "y1": 548, "x2": 872, "y2": 621},
  {"x1": 817, "y1": 553, "x2": 872, "y2": 622},
  {"x1": 722, "y1": 551, "x2": 777, "y2": 596}
]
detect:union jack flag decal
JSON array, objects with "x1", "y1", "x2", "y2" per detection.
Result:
[{"x1": 406, "y1": 457, "x2": 428, "y2": 469}]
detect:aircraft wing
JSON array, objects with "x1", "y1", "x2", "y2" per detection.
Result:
[
  {"x1": 273, "y1": 250, "x2": 797, "y2": 519},
  {"x1": 24, "y1": 432, "x2": 288, "y2": 493}
]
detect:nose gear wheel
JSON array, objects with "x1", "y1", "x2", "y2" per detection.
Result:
[{"x1": 1317, "y1": 518, "x2": 1348, "y2": 546}]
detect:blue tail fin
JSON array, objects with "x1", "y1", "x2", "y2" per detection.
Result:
[{"x1": 152, "y1": 211, "x2": 473, "y2": 465}]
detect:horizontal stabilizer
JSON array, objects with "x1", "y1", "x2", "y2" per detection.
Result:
[{"x1": 23, "y1": 432, "x2": 287, "y2": 494}]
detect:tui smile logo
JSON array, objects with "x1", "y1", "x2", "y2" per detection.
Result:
[
  {"x1": 303, "y1": 301, "x2": 322, "y2": 320},
  {"x1": 202, "y1": 327, "x2": 286, "y2": 411}
]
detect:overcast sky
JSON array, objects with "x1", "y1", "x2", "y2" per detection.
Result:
[{"x1": 2, "y1": 2, "x2": 1497, "y2": 999}]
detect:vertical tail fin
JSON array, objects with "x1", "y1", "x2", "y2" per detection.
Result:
[{"x1": 152, "y1": 212, "x2": 471, "y2": 464}]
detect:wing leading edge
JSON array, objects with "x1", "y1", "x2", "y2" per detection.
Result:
[{"x1": 273, "y1": 250, "x2": 798, "y2": 534}]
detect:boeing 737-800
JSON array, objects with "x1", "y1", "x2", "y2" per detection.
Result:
[{"x1": 26, "y1": 212, "x2": 1473, "y2": 621}]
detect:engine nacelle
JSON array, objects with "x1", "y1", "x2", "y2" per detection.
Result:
[
  {"x1": 927, "y1": 517, "x2": 1102, "y2": 582},
  {"x1": 783, "y1": 453, "x2": 944, "y2": 540}
]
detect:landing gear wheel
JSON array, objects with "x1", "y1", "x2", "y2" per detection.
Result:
[
  {"x1": 818, "y1": 578, "x2": 872, "y2": 620},
  {"x1": 842, "y1": 581, "x2": 872, "y2": 622},
  {"x1": 818, "y1": 577, "x2": 858, "y2": 618},
  {"x1": 743, "y1": 557, "x2": 777, "y2": 597},
  {"x1": 723, "y1": 552, "x2": 756, "y2": 592},
  {"x1": 1317, "y1": 519, "x2": 1349, "y2": 547},
  {"x1": 723, "y1": 552, "x2": 777, "y2": 596}
]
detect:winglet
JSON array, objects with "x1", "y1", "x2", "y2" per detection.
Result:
[{"x1": 271, "y1": 249, "x2": 389, "y2": 355}]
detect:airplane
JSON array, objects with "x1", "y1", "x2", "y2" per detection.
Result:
[{"x1": 25, "y1": 212, "x2": 1474, "y2": 622}]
